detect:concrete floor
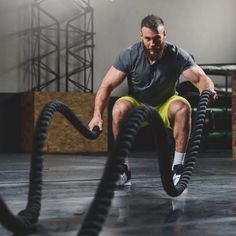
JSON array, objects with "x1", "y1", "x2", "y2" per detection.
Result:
[{"x1": 0, "y1": 150, "x2": 235, "y2": 236}]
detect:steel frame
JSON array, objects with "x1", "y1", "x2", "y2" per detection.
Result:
[
  {"x1": 31, "y1": 0, "x2": 94, "y2": 92},
  {"x1": 31, "y1": 0, "x2": 60, "y2": 91},
  {"x1": 65, "y1": 0, "x2": 94, "y2": 92}
]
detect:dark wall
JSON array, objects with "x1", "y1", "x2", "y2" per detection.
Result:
[{"x1": 0, "y1": 93, "x2": 21, "y2": 152}]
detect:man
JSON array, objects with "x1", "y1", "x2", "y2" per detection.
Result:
[{"x1": 88, "y1": 14, "x2": 217, "y2": 186}]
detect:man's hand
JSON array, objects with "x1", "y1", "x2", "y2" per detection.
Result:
[
  {"x1": 208, "y1": 89, "x2": 218, "y2": 105},
  {"x1": 88, "y1": 116, "x2": 103, "y2": 132}
]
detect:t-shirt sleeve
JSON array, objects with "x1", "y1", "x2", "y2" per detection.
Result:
[
  {"x1": 177, "y1": 47, "x2": 197, "y2": 73},
  {"x1": 113, "y1": 49, "x2": 131, "y2": 74}
]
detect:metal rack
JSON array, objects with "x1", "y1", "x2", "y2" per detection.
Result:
[
  {"x1": 65, "y1": 1, "x2": 94, "y2": 92},
  {"x1": 31, "y1": 0, "x2": 60, "y2": 91},
  {"x1": 31, "y1": 0, "x2": 94, "y2": 92},
  {"x1": 199, "y1": 63, "x2": 235, "y2": 149}
]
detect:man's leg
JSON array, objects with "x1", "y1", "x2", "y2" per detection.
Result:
[
  {"x1": 168, "y1": 99, "x2": 191, "y2": 153},
  {"x1": 168, "y1": 99, "x2": 192, "y2": 185},
  {"x1": 112, "y1": 98, "x2": 136, "y2": 186},
  {"x1": 112, "y1": 99, "x2": 134, "y2": 140}
]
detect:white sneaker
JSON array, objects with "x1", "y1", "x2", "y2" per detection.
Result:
[
  {"x1": 115, "y1": 164, "x2": 131, "y2": 187},
  {"x1": 172, "y1": 164, "x2": 184, "y2": 186}
]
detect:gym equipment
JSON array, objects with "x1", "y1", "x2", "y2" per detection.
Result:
[
  {"x1": 0, "y1": 90, "x2": 211, "y2": 235},
  {"x1": 78, "y1": 89, "x2": 211, "y2": 235}
]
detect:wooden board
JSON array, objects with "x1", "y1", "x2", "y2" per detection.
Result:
[{"x1": 20, "y1": 92, "x2": 107, "y2": 153}]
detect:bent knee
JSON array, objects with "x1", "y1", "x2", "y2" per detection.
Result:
[
  {"x1": 112, "y1": 99, "x2": 134, "y2": 123},
  {"x1": 178, "y1": 102, "x2": 191, "y2": 116},
  {"x1": 168, "y1": 100, "x2": 192, "y2": 122}
]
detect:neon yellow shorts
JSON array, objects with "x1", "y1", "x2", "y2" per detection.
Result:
[{"x1": 117, "y1": 95, "x2": 190, "y2": 129}]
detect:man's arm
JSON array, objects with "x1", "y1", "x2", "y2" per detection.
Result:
[
  {"x1": 88, "y1": 66, "x2": 126, "y2": 131},
  {"x1": 182, "y1": 65, "x2": 217, "y2": 100}
]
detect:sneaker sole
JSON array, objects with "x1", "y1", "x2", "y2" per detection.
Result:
[{"x1": 115, "y1": 180, "x2": 132, "y2": 187}]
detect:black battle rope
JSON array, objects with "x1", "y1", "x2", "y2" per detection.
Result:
[
  {"x1": 156, "y1": 89, "x2": 211, "y2": 196},
  {"x1": 0, "y1": 101, "x2": 100, "y2": 234},
  {"x1": 0, "y1": 90, "x2": 210, "y2": 235},
  {"x1": 77, "y1": 89, "x2": 211, "y2": 236}
]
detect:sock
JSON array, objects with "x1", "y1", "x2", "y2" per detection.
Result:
[{"x1": 172, "y1": 152, "x2": 186, "y2": 170}]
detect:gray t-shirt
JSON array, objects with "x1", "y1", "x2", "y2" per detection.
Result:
[{"x1": 113, "y1": 41, "x2": 196, "y2": 106}]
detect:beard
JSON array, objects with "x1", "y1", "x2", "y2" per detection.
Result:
[
  {"x1": 144, "y1": 41, "x2": 166, "y2": 62},
  {"x1": 148, "y1": 49, "x2": 163, "y2": 61}
]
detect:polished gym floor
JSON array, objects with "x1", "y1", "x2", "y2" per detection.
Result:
[{"x1": 0, "y1": 149, "x2": 235, "y2": 236}]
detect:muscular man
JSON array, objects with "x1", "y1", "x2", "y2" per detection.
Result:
[{"x1": 88, "y1": 14, "x2": 217, "y2": 186}]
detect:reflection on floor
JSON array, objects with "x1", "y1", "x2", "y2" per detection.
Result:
[{"x1": 0, "y1": 150, "x2": 235, "y2": 236}]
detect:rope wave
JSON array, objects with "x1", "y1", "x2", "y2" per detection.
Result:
[{"x1": 0, "y1": 90, "x2": 211, "y2": 235}]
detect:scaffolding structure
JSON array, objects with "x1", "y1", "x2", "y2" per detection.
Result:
[
  {"x1": 31, "y1": 0, "x2": 94, "y2": 92},
  {"x1": 65, "y1": 1, "x2": 94, "y2": 92},
  {"x1": 31, "y1": 0, "x2": 60, "y2": 91}
]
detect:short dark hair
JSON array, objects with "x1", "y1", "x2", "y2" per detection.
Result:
[{"x1": 141, "y1": 14, "x2": 164, "y2": 30}]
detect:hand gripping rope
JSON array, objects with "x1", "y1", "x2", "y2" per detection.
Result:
[
  {"x1": 0, "y1": 90, "x2": 211, "y2": 235},
  {"x1": 78, "y1": 89, "x2": 211, "y2": 236},
  {"x1": 0, "y1": 101, "x2": 100, "y2": 234}
]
